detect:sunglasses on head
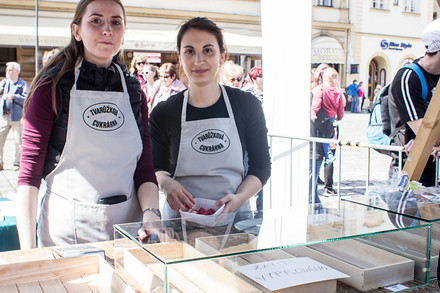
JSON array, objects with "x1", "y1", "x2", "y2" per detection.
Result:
[
  {"x1": 229, "y1": 77, "x2": 242, "y2": 82},
  {"x1": 137, "y1": 61, "x2": 146, "y2": 65}
]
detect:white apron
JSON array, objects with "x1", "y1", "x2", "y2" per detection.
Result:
[
  {"x1": 38, "y1": 62, "x2": 143, "y2": 247},
  {"x1": 162, "y1": 85, "x2": 248, "y2": 219}
]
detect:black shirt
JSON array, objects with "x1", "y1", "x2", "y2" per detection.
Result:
[{"x1": 149, "y1": 86, "x2": 271, "y2": 186}]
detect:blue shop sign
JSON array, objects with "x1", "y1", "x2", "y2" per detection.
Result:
[{"x1": 381, "y1": 40, "x2": 412, "y2": 51}]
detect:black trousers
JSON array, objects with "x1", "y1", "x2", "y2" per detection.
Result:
[{"x1": 323, "y1": 149, "x2": 336, "y2": 189}]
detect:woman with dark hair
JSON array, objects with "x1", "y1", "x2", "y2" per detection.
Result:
[
  {"x1": 17, "y1": 0, "x2": 160, "y2": 248},
  {"x1": 150, "y1": 62, "x2": 186, "y2": 110},
  {"x1": 149, "y1": 17, "x2": 271, "y2": 219}
]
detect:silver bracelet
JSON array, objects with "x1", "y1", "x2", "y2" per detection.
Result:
[{"x1": 142, "y1": 208, "x2": 162, "y2": 219}]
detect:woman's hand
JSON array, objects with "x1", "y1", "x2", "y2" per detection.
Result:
[
  {"x1": 160, "y1": 175, "x2": 195, "y2": 212},
  {"x1": 403, "y1": 139, "x2": 414, "y2": 155},
  {"x1": 137, "y1": 222, "x2": 180, "y2": 244},
  {"x1": 216, "y1": 193, "x2": 245, "y2": 214},
  {"x1": 433, "y1": 146, "x2": 440, "y2": 162}
]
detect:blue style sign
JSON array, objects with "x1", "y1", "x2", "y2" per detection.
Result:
[{"x1": 381, "y1": 40, "x2": 412, "y2": 51}]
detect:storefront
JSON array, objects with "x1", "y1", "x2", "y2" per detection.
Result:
[
  {"x1": 311, "y1": 35, "x2": 346, "y2": 73},
  {"x1": 358, "y1": 35, "x2": 424, "y2": 100},
  {"x1": 0, "y1": 5, "x2": 262, "y2": 84}
]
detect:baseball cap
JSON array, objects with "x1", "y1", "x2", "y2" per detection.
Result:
[{"x1": 422, "y1": 18, "x2": 440, "y2": 53}]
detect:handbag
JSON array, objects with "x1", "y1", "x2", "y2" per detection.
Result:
[{"x1": 313, "y1": 108, "x2": 335, "y2": 138}]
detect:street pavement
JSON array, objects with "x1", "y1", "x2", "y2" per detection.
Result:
[
  {"x1": 0, "y1": 133, "x2": 19, "y2": 198},
  {"x1": 319, "y1": 111, "x2": 395, "y2": 206}
]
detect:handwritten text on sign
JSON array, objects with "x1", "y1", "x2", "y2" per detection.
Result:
[{"x1": 236, "y1": 257, "x2": 348, "y2": 291}]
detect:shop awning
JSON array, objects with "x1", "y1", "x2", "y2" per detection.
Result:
[
  {"x1": 311, "y1": 36, "x2": 345, "y2": 64},
  {"x1": 0, "y1": 24, "x2": 262, "y2": 55}
]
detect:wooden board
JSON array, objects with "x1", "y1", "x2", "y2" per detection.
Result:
[
  {"x1": 283, "y1": 239, "x2": 414, "y2": 292},
  {"x1": 0, "y1": 255, "x2": 134, "y2": 293},
  {"x1": 402, "y1": 79, "x2": 440, "y2": 181},
  {"x1": 123, "y1": 242, "x2": 261, "y2": 293}
]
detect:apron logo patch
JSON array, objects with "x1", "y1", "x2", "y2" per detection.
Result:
[
  {"x1": 83, "y1": 103, "x2": 124, "y2": 131},
  {"x1": 191, "y1": 129, "x2": 230, "y2": 154}
]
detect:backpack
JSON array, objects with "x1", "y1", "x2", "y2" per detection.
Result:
[{"x1": 366, "y1": 63, "x2": 428, "y2": 147}]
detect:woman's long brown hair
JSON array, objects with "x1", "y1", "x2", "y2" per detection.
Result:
[{"x1": 24, "y1": 0, "x2": 126, "y2": 115}]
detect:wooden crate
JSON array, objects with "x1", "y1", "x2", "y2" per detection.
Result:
[
  {"x1": 0, "y1": 254, "x2": 134, "y2": 293},
  {"x1": 283, "y1": 238, "x2": 414, "y2": 292},
  {"x1": 195, "y1": 232, "x2": 257, "y2": 253},
  {"x1": 357, "y1": 230, "x2": 438, "y2": 280},
  {"x1": 123, "y1": 241, "x2": 261, "y2": 292}
]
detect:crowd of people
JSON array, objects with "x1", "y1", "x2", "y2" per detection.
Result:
[
  {"x1": 309, "y1": 63, "x2": 345, "y2": 204},
  {"x1": 309, "y1": 17, "x2": 440, "y2": 205}
]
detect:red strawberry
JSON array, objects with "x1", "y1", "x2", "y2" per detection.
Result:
[
  {"x1": 206, "y1": 208, "x2": 215, "y2": 215},
  {"x1": 197, "y1": 208, "x2": 206, "y2": 215}
]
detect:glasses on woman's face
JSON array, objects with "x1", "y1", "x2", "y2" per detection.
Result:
[
  {"x1": 256, "y1": 75, "x2": 263, "y2": 78},
  {"x1": 137, "y1": 61, "x2": 146, "y2": 66},
  {"x1": 142, "y1": 71, "x2": 150, "y2": 75},
  {"x1": 160, "y1": 75, "x2": 171, "y2": 79},
  {"x1": 229, "y1": 77, "x2": 242, "y2": 82}
]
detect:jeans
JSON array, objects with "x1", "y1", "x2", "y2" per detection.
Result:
[
  {"x1": 321, "y1": 117, "x2": 335, "y2": 163},
  {"x1": 350, "y1": 95, "x2": 358, "y2": 113},
  {"x1": 309, "y1": 158, "x2": 322, "y2": 204}
]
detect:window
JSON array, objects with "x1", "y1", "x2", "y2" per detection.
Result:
[
  {"x1": 404, "y1": 0, "x2": 417, "y2": 12},
  {"x1": 380, "y1": 69, "x2": 386, "y2": 86},
  {"x1": 350, "y1": 64, "x2": 358, "y2": 74},
  {"x1": 393, "y1": 0, "x2": 399, "y2": 5},
  {"x1": 372, "y1": 0, "x2": 386, "y2": 9},
  {"x1": 317, "y1": 0, "x2": 332, "y2": 7},
  {"x1": 401, "y1": 58, "x2": 414, "y2": 67}
]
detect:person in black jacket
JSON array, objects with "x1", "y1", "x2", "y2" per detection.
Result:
[
  {"x1": 389, "y1": 18, "x2": 440, "y2": 187},
  {"x1": 17, "y1": 0, "x2": 160, "y2": 249},
  {"x1": 149, "y1": 17, "x2": 271, "y2": 219}
]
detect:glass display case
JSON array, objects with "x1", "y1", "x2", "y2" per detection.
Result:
[
  {"x1": 114, "y1": 201, "x2": 431, "y2": 292},
  {"x1": 343, "y1": 191, "x2": 440, "y2": 280}
]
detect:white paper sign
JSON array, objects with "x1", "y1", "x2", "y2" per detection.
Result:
[
  {"x1": 384, "y1": 284, "x2": 409, "y2": 292},
  {"x1": 236, "y1": 257, "x2": 349, "y2": 291}
]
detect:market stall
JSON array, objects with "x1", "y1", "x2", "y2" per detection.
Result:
[{"x1": 0, "y1": 201, "x2": 432, "y2": 292}]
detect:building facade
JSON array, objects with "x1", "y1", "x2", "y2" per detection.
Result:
[
  {"x1": 0, "y1": 0, "x2": 262, "y2": 85},
  {"x1": 1, "y1": 0, "x2": 438, "y2": 103},
  {"x1": 312, "y1": 0, "x2": 437, "y2": 102}
]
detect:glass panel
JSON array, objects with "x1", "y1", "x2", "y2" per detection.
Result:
[
  {"x1": 343, "y1": 193, "x2": 440, "y2": 279},
  {"x1": 114, "y1": 202, "x2": 431, "y2": 291}
]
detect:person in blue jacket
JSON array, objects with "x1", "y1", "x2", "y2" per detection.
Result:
[{"x1": 346, "y1": 79, "x2": 358, "y2": 113}]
